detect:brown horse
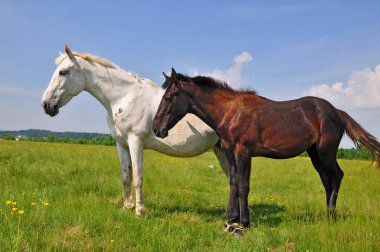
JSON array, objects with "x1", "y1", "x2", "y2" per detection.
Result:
[{"x1": 153, "y1": 68, "x2": 380, "y2": 235}]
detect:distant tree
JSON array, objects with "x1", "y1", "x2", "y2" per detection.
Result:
[
  {"x1": 2, "y1": 135, "x2": 15, "y2": 140},
  {"x1": 46, "y1": 134, "x2": 56, "y2": 143},
  {"x1": 336, "y1": 147, "x2": 372, "y2": 160},
  {"x1": 77, "y1": 138, "x2": 87, "y2": 144},
  {"x1": 356, "y1": 147, "x2": 372, "y2": 160},
  {"x1": 61, "y1": 137, "x2": 71, "y2": 143},
  {"x1": 102, "y1": 136, "x2": 116, "y2": 146}
]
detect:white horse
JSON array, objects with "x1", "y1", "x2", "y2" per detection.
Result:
[{"x1": 41, "y1": 45, "x2": 228, "y2": 216}]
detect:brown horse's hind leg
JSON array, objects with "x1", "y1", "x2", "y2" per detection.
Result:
[
  {"x1": 213, "y1": 143, "x2": 229, "y2": 178},
  {"x1": 318, "y1": 152, "x2": 344, "y2": 216},
  {"x1": 307, "y1": 145, "x2": 332, "y2": 207},
  {"x1": 327, "y1": 161, "x2": 344, "y2": 215},
  {"x1": 307, "y1": 144, "x2": 344, "y2": 216}
]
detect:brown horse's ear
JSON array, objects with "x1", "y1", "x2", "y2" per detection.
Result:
[
  {"x1": 162, "y1": 72, "x2": 170, "y2": 81},
  {"x1": 171, "y1": 67, "x2": 178, "y2": 83},
  {"x1": 64, "y1": 44, "x2": 75, "y2": 59}
]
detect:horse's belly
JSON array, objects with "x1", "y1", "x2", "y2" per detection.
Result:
[
  {"x1": 256, "y1": 143, "x2": 310, "y2": 159},
  {"x1": 145, "y1": 114, "x2": 219, "y2": 157},
  {"x1": 256, "y1": 117, "x2": 316, "y2": 158}
]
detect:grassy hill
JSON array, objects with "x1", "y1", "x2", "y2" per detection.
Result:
[
  {"x1": 0, "y1": 129, "x2": 108, "y2": 139},
  {"x1": 0, "y1": 141, "x2": 379, "y2": 251}
]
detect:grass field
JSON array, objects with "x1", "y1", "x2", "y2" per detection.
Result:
[{"x1": 1, "y1": 141, "x2": 379, "y2": 251}]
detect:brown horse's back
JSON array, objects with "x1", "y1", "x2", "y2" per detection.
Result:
[{"x1": 246, "y1": 96, "x2": 344, "y2": 158}]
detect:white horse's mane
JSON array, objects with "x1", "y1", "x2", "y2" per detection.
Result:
[
  {"x1": 55, "y1": 50, "x2": 158, "y2": 87},
  {"x1": 55, "y1": 51, "x2": 120, "y2": 69}
]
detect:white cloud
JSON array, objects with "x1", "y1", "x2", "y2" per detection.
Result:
[
  {"x1": 308, "y1": 65, "x2": 380, "y2": 109},
  {"x1": 233, "y1": 51, "x2": 253, "y2": 65},
  {"x1": 307, "y1": 65, "x2": 380, "y2": 148},
  {"x1": 187, "y1": 67, "x2": 200, "y2": 77},
  {"x1": 188, "y1": 51, "x2": 253, "y2": 89}
]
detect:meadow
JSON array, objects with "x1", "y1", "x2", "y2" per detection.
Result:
[{"x1": 1, "y1": 141, "x2": 379, "y2": 251}]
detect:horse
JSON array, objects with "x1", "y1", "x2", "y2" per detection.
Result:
[
  {"x1": 41, "y1": 45, "x2": 230, "y2": 216},
  {"x1": 152, "y1": 68, "x2": 380, "y2": 235}
]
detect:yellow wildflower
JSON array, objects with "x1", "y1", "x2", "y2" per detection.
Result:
[
  {"x1": 31, "y1": 202, "x2": 36, "y2": 206},
  {"x1": 43, "y1": 202, "x2": 49, "y2": 206},
  {"x1": 18, "y1": 210, "x2": 24, "y2": 215},
  {"x1": 5, "y1": 200, "x2": 12, "y2": 205},
  {"x1": 11, "y1": 201, "x2": 17, "y2": 205},
  {"x1": 11, "y1": 207, "x2": 17, "y2": 212}
]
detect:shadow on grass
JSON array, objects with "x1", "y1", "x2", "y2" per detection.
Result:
[
  {"x1": 147, "y1": 203, "x2": 225, "y2": 222},
  {"x1": 147, "y1": 202, "x2": 287, "y2": 227},
  {"x1": 291, "y1": 210, "x2": 351, "y2": 224},
  {"x1": 114, "y1": 197, "x2": 349, "y2": 227},
  {"x1": 249, "y1": 203, "x2": 286, "y2": 227}
]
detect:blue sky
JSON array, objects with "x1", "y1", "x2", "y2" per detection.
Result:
[{"x1": 1, "y1": 0, "x2": 379, "y2": 147}]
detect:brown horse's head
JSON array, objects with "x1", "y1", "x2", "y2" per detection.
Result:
[{"x1": 153, "y1": 68, "x2": 190, "y2": 138}]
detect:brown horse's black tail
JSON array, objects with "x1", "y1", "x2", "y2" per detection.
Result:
[{"x1": 337, "y1": 109, "x2": 380, "y2": 167}]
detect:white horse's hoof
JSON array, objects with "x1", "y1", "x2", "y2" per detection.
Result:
[
  {"x1": 135, "y1": 205, "x2": 146, "y2": 216},
  {"x1": 123, "y1": 200, "x2": 135, "y2": 210},
  {"x1": 120, "y1": 206, "x2": 133, "y2": 212}
]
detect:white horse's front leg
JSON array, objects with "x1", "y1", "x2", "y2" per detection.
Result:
[
  {"x1": 128, "y1": 134, "x2": 146, "y2": 216},
  {"x1": 116, "y1": 142, "x2": 134, "y2": 210}
]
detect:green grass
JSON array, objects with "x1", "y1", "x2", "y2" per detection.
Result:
[{"x1": 1, "y1": 141, "x2": 379, "y2": 251}]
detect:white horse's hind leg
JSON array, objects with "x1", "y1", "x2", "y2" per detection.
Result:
[
  {"x1": 128, "y1": 134, "x2": 146, "y2": 216},
  {"x1": 213, "y1": 144, "x2": 229, "y2": 179},
  {"x1": 213, "y1": 144, "x2": 231, "y2": 216},
  {"x1": 116, "y1": 142, "x2": 134, "y2": 210}
]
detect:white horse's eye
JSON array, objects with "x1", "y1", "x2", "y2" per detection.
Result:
[{"x1": 59, "y1": 69, "x2": 69, "y2": 76}]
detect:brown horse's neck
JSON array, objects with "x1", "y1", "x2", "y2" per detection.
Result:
[{"x1": 185, "y1": 86, "x2": 239, "y2": 131}]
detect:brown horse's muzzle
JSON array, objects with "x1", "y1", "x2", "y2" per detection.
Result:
[{"x1": 153, "y1": 126, "x2": 168, "y2": 139}]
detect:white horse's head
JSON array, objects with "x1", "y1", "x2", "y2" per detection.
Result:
[{"x1": 42, "y1": 44, "x2": 86, "y2": 116}]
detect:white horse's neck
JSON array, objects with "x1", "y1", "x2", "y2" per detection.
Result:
[{"x1": 80, "y1": 60, "x2": 163, "y2": 114}]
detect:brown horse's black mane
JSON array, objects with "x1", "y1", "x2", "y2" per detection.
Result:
[{"x1": 163, "y1": 73, "x2": 257, "y2": 95}]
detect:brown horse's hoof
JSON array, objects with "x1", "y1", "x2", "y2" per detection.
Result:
[
  {"x1": 327, "y1": 209, "x2": 338, "y2": 221},
  {"x1": 233, "y1": 229, "x2": 243, "y2": 238},
  {"x1": 223, "y1": 222, "x2": 246, "y2": 237}
]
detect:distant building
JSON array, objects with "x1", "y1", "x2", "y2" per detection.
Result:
[{"x1": 15, "y1": 135, "x2": 28, "y2": 141}]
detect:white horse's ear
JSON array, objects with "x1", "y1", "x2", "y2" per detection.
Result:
[{"x1": 64, "y1": 44, "x2": 75, "y2": 59}]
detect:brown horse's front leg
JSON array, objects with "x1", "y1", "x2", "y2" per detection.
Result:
[
  {"x1": 227, "y1": 183, "x2": 239, "y2": 224},
  {"x1": 235, "y1": 152, "x2": 252, "y2": 228},
  {"x1": 225, "y1": 151, "x2": 239, "y2": 224}
]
